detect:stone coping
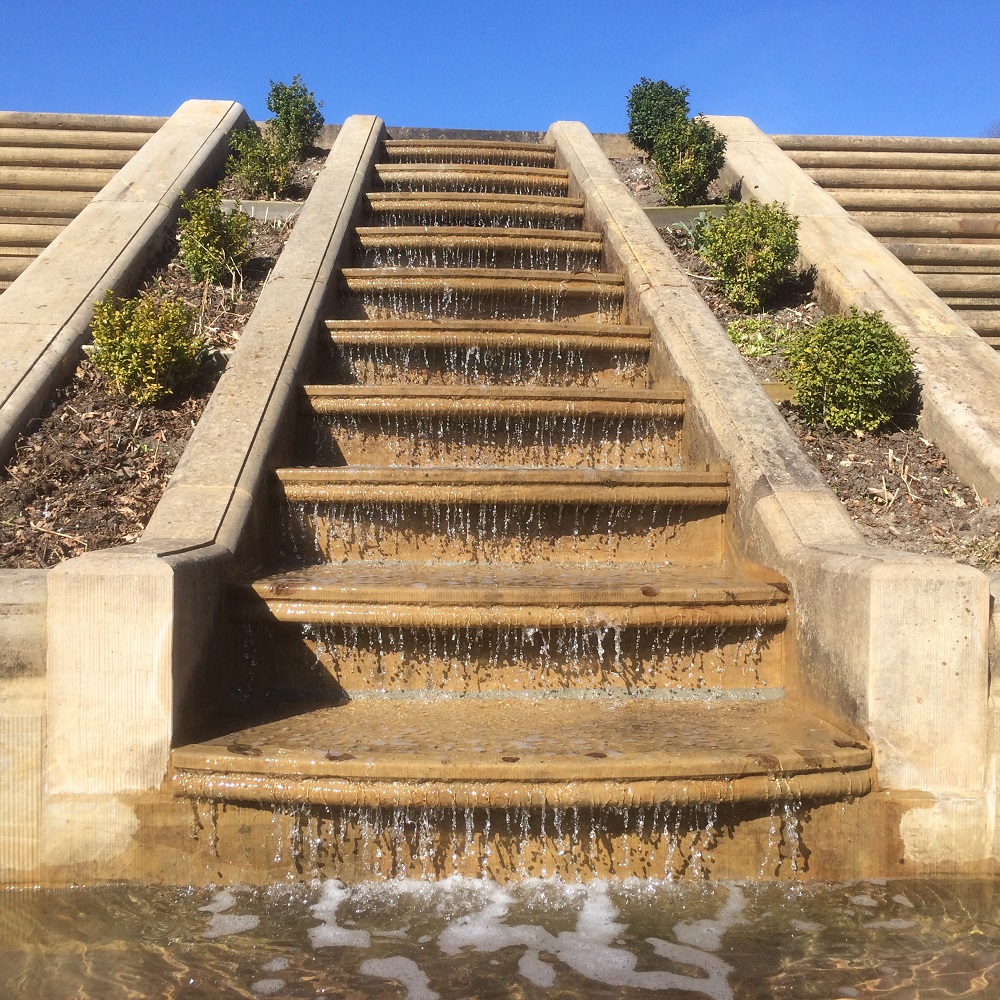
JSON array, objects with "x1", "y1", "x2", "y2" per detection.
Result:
[
  {"x1": 0, "y1": 99, "x2": 247, "y2": 468},
  {"x1": 710, "y1": 115, "x2": 1000, "y2": 505},
  {"x1": 548, "y1": 121, "x2": 993, "y2": 866}
]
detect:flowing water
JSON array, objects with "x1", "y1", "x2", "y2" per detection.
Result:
[{"x1": 2, "y1": 877, "x2": 998, "y2": 998}]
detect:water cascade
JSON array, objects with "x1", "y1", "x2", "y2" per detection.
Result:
[{"x1": 170, "y1": 135, "x2": 873, "y2": 881}]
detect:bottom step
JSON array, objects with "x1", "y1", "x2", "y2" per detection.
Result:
[{"x1": 172, "y1": 698, "x2": 872, "y2": 809}]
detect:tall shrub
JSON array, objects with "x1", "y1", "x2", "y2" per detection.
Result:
[
  {"x1": 652, "y1": 114, "x2": 727, "y2": 206},
  {"x1": 626, "y1": 78, "x2": 690, "y2": 155}
]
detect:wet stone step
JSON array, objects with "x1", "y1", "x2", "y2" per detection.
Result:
[
  {"x1": 303, "y1": 384, "x2": 684, "y2": 469},
  {"x1": 375, "y1": 163, "x2": 570, "y2": 197},
  {"x1": 276, "y1": 466, "x2": 728, "y2": 567},
  {"x1": 382, "y1": 139, "x2": 557, "y2": 168},
  {"x1": 171, "y1": 697, "x2": 872, "y2": 809},
  {"x1": 366, "y1": 191, "x2": 585, "y2": 230},
  {"x1": 354, "y1": 226, "x2": 603, "y2": 271},
  {"x1": 340, "y1": 267, "x2": 625, "y2": 323},
  {"x1": 247, "y1": 562, "x2": 789, "y2": 628},
  {"x1": 325, "y1": 319, "x2": 650, "y2": 387}
]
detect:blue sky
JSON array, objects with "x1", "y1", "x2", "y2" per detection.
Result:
[{"x1": 4, "y1": 1, "x2": 999, "y2": 138}]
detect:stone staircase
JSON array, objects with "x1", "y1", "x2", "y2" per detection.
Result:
[
  {"x1": 0, "y1": 111, "x2": 163, "y2": 294},
  {"x1": 775, "y1": 134, "x2": 1000, "y2": 347},
  {"x1": 170, "y1": 136, "x2": 871, "y2": 872}
]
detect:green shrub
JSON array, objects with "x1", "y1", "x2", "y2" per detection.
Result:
[
  {"x1": 700, "y1": 200, "x2": 800, "y2": 310},
  {"x1": 726, "y1": 316, "x2": 791, "y2": 358},
  {"x1": 89, "y1": 291, "x2": 204, "y2": 406},
  {"x1": 177, "y1": 187, "x2": 252, "y2": 284},
  {"x1": 781, "y1": 308, "x2": 915, "y2": 432},
  {"x1": 266, "y1": 75, "x2": 324, "y2": 162},
  {"x1": 652, "y1": 114, "x2": 727, "y2": 206},
  {"x1": 626, "y1": 77, "x2": 689, "y2": 155},
  {"x1": 227, "y1": 124, "x2": 296, "y2": 199}
]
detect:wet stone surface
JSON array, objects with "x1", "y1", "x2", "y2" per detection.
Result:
[{"x1": 2, "y1": 878, "x2": 998, "y2": 998}]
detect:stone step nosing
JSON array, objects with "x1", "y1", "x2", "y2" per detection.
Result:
[{"x1": 169, "y1": 768, "x2": 872, "y2": 808}]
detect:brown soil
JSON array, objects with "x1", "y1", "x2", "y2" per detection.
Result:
[{"x1": 0, "y1": 214, "x2": 296, "y2": 569}]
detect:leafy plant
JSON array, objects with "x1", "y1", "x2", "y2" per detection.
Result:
[
  {"x1": 626, "y1": 78, "x2": 690, "y2": 155},
  {"x1": 700, "y1": 200, "x2": 800, "y2": 310},
  {"x1": 227, "y1": 124, "x2": 296, "y2": 199},
  {"x1": 266, "y1": 75, "x2": 324, "y2": 162},
  {"x1": 726, "y1": 316, "x2": 791, "y2": 358},
  {"x1": 653, "y1": 114, "x2": 727, "y2": 206},
  {"x1": 89, "y1": 291, "x2": 204, "y2": 406},
  {"x1": 670, "y1": 210, "x2": 714, "y2": 251},
  {"x1": 781, "y1": 308, "x2": 915, "y2": 432},
  {"x1": 177, "y1": 187, "x2": 252, "y2": 284}
]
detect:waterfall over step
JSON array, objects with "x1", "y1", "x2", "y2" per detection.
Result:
[{"x1": 170, "y1": 133, "x2": 873, "y2": 880}]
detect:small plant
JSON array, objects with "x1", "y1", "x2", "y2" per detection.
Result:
[
  {"x1": 781, "y1": 308, "x2": 915, "y2": 432},
  {"x1": 227, "y1": 124, "x2": 296, "y2": 199},
  {"x1": 177, "y1": 188, "x2": 253, "y2": 284},
  {"x1": 700, "y1": 200, "x2": 800, "y2": 310},
  {"x1": 670, "y1": 210, "x2": 713, "y2": 251},
  {"x1": 89, "y1": 291, "x2": 204, "y2": 406},
  {"x1": 266, "y1": 75, "x2": 324, "y2": 162},
  {"x1": 726, "y1": 316, "x2": 791, "y2": 358},
  {"x1": 653, "y1": 114, "x2": 727, "y2": 206},
  {"x1": 626, "y1": 78, "x2": 690, "y2": 155}
]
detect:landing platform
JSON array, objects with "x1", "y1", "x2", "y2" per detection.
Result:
[{"x1": 171, "y1": 697, "x2": 872, "y2": 809}]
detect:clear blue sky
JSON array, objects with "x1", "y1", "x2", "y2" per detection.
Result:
[{"x1": 4, "y1": 0, "x2": 999, "y2": 137}]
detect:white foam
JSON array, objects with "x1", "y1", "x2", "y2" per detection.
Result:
[
  {"x1": 864, "y1": 918, "x2": 917, "y2": 930},
  {"x1": 360, "y1": 956, "x2": 439, "y2": 1000},
  {"x1": 262, "y1": 957, "x2": 289, "y2": 972},
  {"x1": 850, "y1": 893, "x2": 878, "y2": 908},
  {"x1": 437, "y1": 879, "x2": 736, "y2": 997},
  {"x1": 309, "y1": 880, "x2": 371, "y2": 949},
  {"x1": 673, "y1": 886, "x2": 747, "y2": 951},
  {"x1": 893, "y1": 894, "x2": 915, "y2": 908},
  {"x1": 199, "y1": 887, "x2": 260, "y2": 939},
  {"x1": 250, "y1": 979, "x2": 285, "y2": 996}
]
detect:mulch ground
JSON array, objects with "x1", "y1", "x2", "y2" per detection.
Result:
[
  {"x1": 613, "y1": 155, "x2": 1000, "y2": 571},
  {"x1": 0, "y1": 179, "x2": 310, "y2": 569}
]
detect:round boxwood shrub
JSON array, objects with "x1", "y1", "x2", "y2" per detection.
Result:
[
  {"x1": 699, "y1": 199, "x2": 799, "y2": 311},
  {"x1": 626, "y1": 77, "x2": 690, "y2": 155},
  {"x1": 90, "y1": 291, "x2": 204, "y2": 406},
  {"x1": 652, "y1": 114, "x2": 727, "y2": 206},
  {"x1": 781, "y1": 308, "x2": 915, "y2": 432}
]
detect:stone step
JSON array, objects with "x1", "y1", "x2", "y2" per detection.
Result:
[
  {"x1": 304, "y1": 384, "x2": 684, "y2": 468},
  {"x1": 785, "y1": 149, "x2": 1000, "y2": 171},
  {"x1": 325, "y1": 319, "x2": 650, "y2": 388},
  {"x1": 919, "y1": 273, "x2": 1000, "y2": 296},
  {"x1": 277, "y1": 466, "x2": 728, "y2": 567},
  {"x1": 366, "y1": 191, "x2": 585, "y2": 229},
  {"x1": 171, "y1": 697, "x2": 871, "y2": 809},
  {"x1": 0, "y1": 127, "x2": 153, "y2": 151},
  {"x1": 831, "y1": 189, "x2": 1000, "y2": 213},
  {"x1": 247, "y1": 562, "x2": 788, "y2": 628},
  {"x1": 806, "y1": 167, "x2": 1000, "y2": 191},
  {"x1": 855, "y1": 212, "x2": 1000, "y2": 239},
  {"x1": 0, "y1": 222, "x2": 64, "y2": 247},
  {"x1": 773, "y1": 134, "x2": 1000, "y2": 154},
  {"x1": 376, "y1": 163, "x2": 570, "y2": 196},
  {"x1": 354, "y1": 226, "x2": 603, "y2": 270},
  {"x1": 0, "y1": 191, "x2": 91, "y2": 218},
  {"x1": 0, "y1": 165, "x2": 118, "y2": 192},
  {"x1": 0, "y1": 255, "x2": 33, "y2": 282},
  {"x1": 886, "y1": 242, "x2": 1000, "y2": 266},
  {"x1": 0, "y1": 145, "x2": 136, "y2": 169},
  {"x1": 383, "y1": 139, "x2": 557, "y2": 168},
  {"x1": 340, "y1": 266, "x2": 625, "y2": 323}
]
